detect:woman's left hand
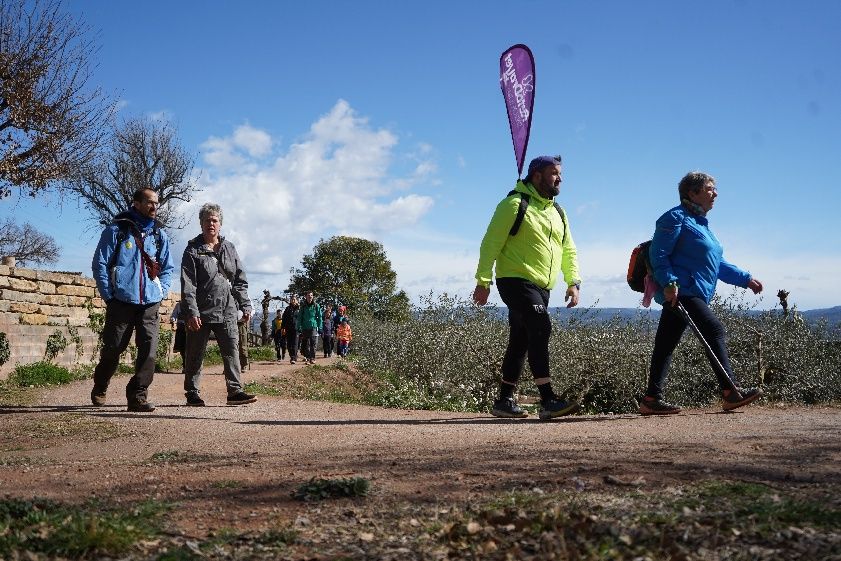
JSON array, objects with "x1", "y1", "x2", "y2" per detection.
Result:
[{"x1": 747, "y1": 278, "x2": 763, "y2": 294}]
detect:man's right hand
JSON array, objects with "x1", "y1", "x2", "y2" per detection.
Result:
[
  {"x1": 187, "y1": 316, "x2": 202, "y2": 331},
  {"x1": 473, "y1": 285, "x2": 490, "y2": 306}
]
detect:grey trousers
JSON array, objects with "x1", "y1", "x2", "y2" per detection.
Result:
[
  {"x1": 183, "y1": 319, "x2": 243, "y2": 397},
  {"x1": 93, "y1": 299, "x2": 161, "y2": 403}
]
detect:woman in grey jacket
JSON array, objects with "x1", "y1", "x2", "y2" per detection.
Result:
[{"x1": 180, "y1": 203, "x2": 256, "y2": 407}]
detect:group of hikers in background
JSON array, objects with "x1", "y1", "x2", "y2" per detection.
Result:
[
  {"x1": 270, "y1": 295, "x2": 353, "y2": 365},
  {"x1": 88, "y1": 154, "x2": 765, "y2": 418}
]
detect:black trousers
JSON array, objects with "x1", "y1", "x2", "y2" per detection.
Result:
[
  {"x1": 646, "y1": 296, "x2": 736, "y2": 399},
  {"x1": 496, "y1": 277, "x2": 552, "y2": 385},
  {"x1": 93, "y1": 299, "x2": 161, "y2": 403},
  {"x1": 273, "y1": 335, "x2": 285, "y2": 359},
  {"x1": 286, "y1": 329, "x2": 298, "y2": 360},
  {"x1": 301, "y1": 328, "x2": 317, "y2": 360}
]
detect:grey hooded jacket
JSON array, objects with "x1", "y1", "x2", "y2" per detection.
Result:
[{"x1": 181, "y1": 235, "x2": 251, "y2": 323}]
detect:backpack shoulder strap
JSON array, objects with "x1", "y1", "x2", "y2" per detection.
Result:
[
  {"x1": 507, "y1": 190, "x2": 530, "y2": 236},
  {"x1": 151, "y1": 226, "x2": 164, "y2": 264},
  {"x1": 553, "y1": 202, "x2": 567, "y2": 243},
  {"x1": 107, "y1": 221, "x2": 133, "y2": 270}
]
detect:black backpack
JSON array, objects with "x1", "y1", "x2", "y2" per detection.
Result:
[
  {"x1": 506, "y1": 190, "x2": 566, "y2": 241},
  {"x1": 627, "y1": 240, "x2": 653, "y2": 292}
]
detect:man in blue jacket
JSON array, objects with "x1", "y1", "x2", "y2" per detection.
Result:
[{"x1": 90, "y1": 188, "x2": 175, "y2": 412}]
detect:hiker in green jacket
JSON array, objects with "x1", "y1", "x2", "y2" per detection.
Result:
[
  {"x1": 473, "y1": 155, "x2": 582, "y2": 420},
  {"x1": 296, "y1": 291, "x2": 323, "y2": 365}
]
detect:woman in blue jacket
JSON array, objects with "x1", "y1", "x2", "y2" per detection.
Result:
[{"x1": 640, "y1": 172, "x2": 764, "y2": 415}]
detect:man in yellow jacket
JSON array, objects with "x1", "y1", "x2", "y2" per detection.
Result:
[{"x1": 473, "y1": 155, "x2": 582, "y2": 420}]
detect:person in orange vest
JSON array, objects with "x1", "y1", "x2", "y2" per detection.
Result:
[{"x1": 336, "y1": 317, "x2": 352, "y2": 358}]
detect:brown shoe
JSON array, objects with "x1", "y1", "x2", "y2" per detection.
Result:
[
  {"x1": 639, "y1": 396, "x2": 682, "y2": 416},
  {"x1": 722, "y1": 387, "x2": 763, "y2": 411},
  {"x1": 91, "y1": 389, "x2": 107, "y2": 406},
  {"x1": 127, "y1": 400, "x2": 156, "y2": 413}
]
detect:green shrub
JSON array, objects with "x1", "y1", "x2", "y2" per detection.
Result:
[
  {"x1": 0, "y1": 332, "x2": 10, "y2": 366},
  {"x1": 155, "y1": 329, "x2": 173, "y2": 372},
  {"x1": 8, "y1": 361, "x2": 88, "y2": 387},
  {"x1": 43, "y1": 329, "x2": 68, "y2": 362},
  {"x1": 293, "y1": 477, "x2": 370, "y2": 501},
  {"x1": 352, "y1": 292, "x2": 841, "y2": 414},
  {"x1": 203, "y1": 343, "x2": 223, "y2": 366},
  {"x1": 0, "y1": 498, "x2": 168, "y2": 558},
  {"x1": 248, "y1": 345, "x2": 276, "y2": 361}
]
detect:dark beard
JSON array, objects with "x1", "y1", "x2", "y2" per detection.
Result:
[{"x1": 536, "y1": 181, "x2": 559, "y2": 198}]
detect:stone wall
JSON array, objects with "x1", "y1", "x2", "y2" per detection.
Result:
[{"x1": 0, "y1": 265, "x2": 178, "y2": 380}]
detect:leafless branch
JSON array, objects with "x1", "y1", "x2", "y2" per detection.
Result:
[{"x1": 0, "y1": 0, "x2": 113, "y2": 198}]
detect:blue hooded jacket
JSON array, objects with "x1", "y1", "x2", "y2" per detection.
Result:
[
  {"x1": 91, "y1": 209, "x2": 175, "y2": 305},
  {"x1": 649, "y1": 204, "x2": 751, "y2": 305}
]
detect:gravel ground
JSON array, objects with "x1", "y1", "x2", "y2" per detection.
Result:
[{"x1": 1, "y1": 358, "x2": 839, "y2": 539}]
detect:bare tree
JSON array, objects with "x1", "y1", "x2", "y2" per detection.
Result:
[
  {"x1": 68, "y1": 116, "x2": 198, "y2": 230},
  {"x1": 0, "y1": 0, "x2": 111, "y2": 198},
  {"x1": 0, "y1": 218, "x2": 59, "y2": 266}
]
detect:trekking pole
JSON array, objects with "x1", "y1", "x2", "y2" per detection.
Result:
[{"x1": 675, "y1": 301, "x2": 739, "y2": 393}]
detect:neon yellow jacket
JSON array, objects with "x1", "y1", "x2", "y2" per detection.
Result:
[{"x1": 475, "y1": 180, "x2": 581, "y2": 291}]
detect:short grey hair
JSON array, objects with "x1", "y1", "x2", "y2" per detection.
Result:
[
  {"x1": 678, "y1": 172, "x2": 715, "y2": 200},
  {"x1": 199, "y1": 203, "x2": 223, "y2": 224}
]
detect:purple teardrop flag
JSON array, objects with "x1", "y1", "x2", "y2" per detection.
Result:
[{"x1": 499, "y1": 44, "x2": 535, "y2": 178}]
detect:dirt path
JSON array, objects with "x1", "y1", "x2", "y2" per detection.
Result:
[{"x1": 1, "y1": 358, "x2": 840, "y2": 538}]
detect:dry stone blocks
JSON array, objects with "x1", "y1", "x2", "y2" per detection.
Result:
[
  {"x1": 56, "y1": 284, "x2": 95, "y2": 297},
  {"x1": 0, "y1": 266, "x2": 180, "y2": 379},
  {"x1": 9, "y1": 278, "x2": 38, "y2": 292}
]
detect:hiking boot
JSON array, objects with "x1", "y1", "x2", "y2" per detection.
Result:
[
  {"x1": 91, "y1": 388, "x2": 107, "y2": 406},
  {"x1": 185, "y1": 393, "x2": 206, "y2": 407},
  {"x1": 722, "y1": 387, "x2": 763, "y2": 411},
  {"x1": 290, "y1": 359, "x2": 296, "y2": 365},
  {"x1": 538, "y1": 398, "x2": 580, "y2": 420},
  {"x1": 227, "y1": 392, "x2": 257, "y2": 405},
  {"x1": 639, "y1": 396, "x2": 682, "y2": 416},
  {"x1": 127, "y1": 400, "x2": 156, "y2": 413},
  {"x1": 491, "y1": 397, "x2": 529, "y2": 418}
]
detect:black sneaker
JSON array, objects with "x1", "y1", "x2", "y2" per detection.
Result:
[
  {"x1": 91, "y1": 388, "x2": 107, "y2": 406},
  {"x1": 127, "y1": 400, "x2": 156, "y2": 413},
  {"x1": 538, "y1": 398, "x2": 580, "y2": 420},
  {"x1": 722, "y1": 387, "x2": 763, "y2": 411},
  {"x1": 185, "y1": 393, "x2": 206, "y2": 407},
  {"x1": 491, "y1": 397, "x2": 529, "y2": 418},
  {"x1": 639, "y1": 396, "x2": 682, "y2": 416},
  {"x1": 227, "y1": 392, "x2": 257, "y2": 405}
]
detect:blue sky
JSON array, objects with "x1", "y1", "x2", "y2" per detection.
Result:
[{"x1": 4, "y1": 0, "x2": 840, "y2": 312}]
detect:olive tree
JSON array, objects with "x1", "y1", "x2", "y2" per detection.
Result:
[{"x1": 288, "y1": 236, "x2": 411, "y2": 322}]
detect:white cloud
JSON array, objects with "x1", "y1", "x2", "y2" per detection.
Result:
[
  {"x1": 148, "y1": 109, "x2": 172, "y2": 122},
  {"x1": 232, "y1": 124, "x2": 272, "y2": 157},
  {"x1": 200, "y1": 123, "x2": 273, "y2": 170},
  {"x1": 177, "y1": 100, "x2": 436, "y2": 302}
]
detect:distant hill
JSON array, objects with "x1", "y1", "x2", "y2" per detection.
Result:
[
  {"x1": 251, "y1": 306, "x2": 841, "y2": 327},
  {"x1": 798, "y1": 306, "x2": 841, "y2": 325},
  {"x1": 545, "y1": 306, "x2": 841, "y2": 326}
]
